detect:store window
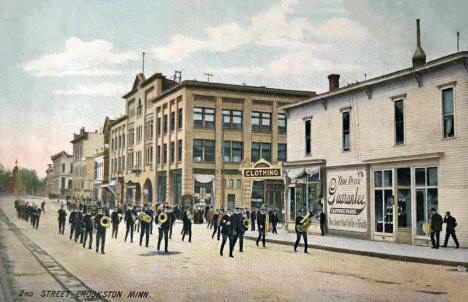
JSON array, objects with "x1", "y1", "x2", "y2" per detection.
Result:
[
  {"x1": 397, "y1": 168, "x2": 411, "y2": 228},
  {"x1": 229, "y1": 179, "x2": 234, "y2": 188},
  {"x1": 442, "y1": 88, "x2": 454, "y2": 138},
  {"x1": 374, "y1": 170, "x2": 393, "y2": 233},
  {"x1": 415, "y1": 167, "x2": 438, "y2": 236}
]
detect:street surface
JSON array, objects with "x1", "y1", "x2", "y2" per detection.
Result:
[{"x1": 0, "y1": 196, "x2": 467, "y2": 302}]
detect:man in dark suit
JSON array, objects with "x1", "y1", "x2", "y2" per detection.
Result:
[
  {"x1": 430, "y1": 208, "x2": 443, "y2": 249},
  {"x1": 256, "y1": 208, "x2": 266, "y2": 247},
  {"x1": 229, "y1": 208, "x2": 241, "y2": 257},
  {"x1": 75, "y1": 208, "x2": 84, "y2": 242},
  {"x1": 58, "y1": 204, "x2": 67, "y2": 234},
  {"x1": 211, "y1": 209, "x2": 220, "y2": 239},
  {"x1": 182, "y1": 210, "x2": 192, "y2": 242},
  {"x1": 139, "y1": 204, "x2": 152, "y2": 247},
  {"x1": 250, "y1": 209, "x2": 256, "y2": 231},
  {"x1": 94, "y1": 208, "x2": 107, "y2": 254},
  {"x1": 157, "y1": 207, "x2": 170, "y2": 253},
  {"x1": 124, "y1": 205, "x2": 135, "y2": 243},
  {"x1": 168, "y1": 210, "x2": 176, "y2": 239},
  {"x1": 82, "y1": 209, "x2": 94, "y2": 249},
  {"x1": 271, "y1": 209, "x2": 279, "y2": 234},
  {"x1": 111, "y1": 208, "x2": 121, "y2": 239},
  {"x1": 220, "y1": 209, "x2": 233, "y2": 257},
  {"x1": 443, "y1": 211, "x2": 459, "y2": 248},
  {"x1": 69, "y1": 206, "x2": 78, "y2": 240},
  {"x1": 294, "y1": 210, "x2": 308, "y2": 253},
  {"x1": 319, "y1": 210, "x2": 326, "y2": 236}
]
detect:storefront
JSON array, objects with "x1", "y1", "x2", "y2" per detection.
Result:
[{"x1": 192, "y1": 174, "x2": 215, "y2": 206}]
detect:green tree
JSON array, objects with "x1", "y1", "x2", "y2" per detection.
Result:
[
  {"x1": 18, "y1": 168, "x2": 44, "y2": 195},
  {"x1": 0, "y1": 164, "x2": 12, "y2": 193}
]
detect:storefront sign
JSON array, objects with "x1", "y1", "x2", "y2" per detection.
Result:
[
  {"x1": 327, "y1": 169, "x2": 367, "y2": 232},
  {"x1": 240, "y1": 159, "x2": 282, "y2": 179}
]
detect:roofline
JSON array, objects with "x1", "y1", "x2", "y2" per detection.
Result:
[
  {"x1": 122, "y1": 73, "x2": 176, "y2": 99},
  {"x1": 110, "y1": 115, "x2": 128, "y2": 127},
  {"x1": 51, "y1": 151, "x2": 70, "y2": 161},
  {"x1": 281, "y1": 51, "x2": 468, "y2": 110},
  {"x1": 152, "y1": 80, "x2": 315, "y2": 102}
]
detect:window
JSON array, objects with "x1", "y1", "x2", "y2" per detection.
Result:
[
  {"x1": 223, "y1": 141, "x2": 243, "y2": 163},
  {"x1": 157, "y1": 117, "x2": 161, "y2": 135},
  {"x1": 194, "y1": 107, "x2": 215, "y2": 128},
  {"x1": 442, "y1": 88, "x2": 454, "y2": 138},
  {"x1": 416, "y1": 167, "x2": 438, "y2": 236},
  {"x1": 122, "y1": 134, "x2": 125, "y2": 148},
  {"x1": 374, "y1": 170, "x2": 393, "y2": 233},
  {"x1": 137, "y1": 99, "x2": 142, "y2": 116},
  {"x1": 251, "y1": 143, "x2": 271, "y2": 162},
  {"x1": 236, "y1": 179, "x2": 241, "y2": 188},
  {"x1": 397, "y1": 168, "x2": 411, "y2": 228},
  {"x1": 156, "y1": 146, "x2": 161, "y2": 165},
  {"x1": 305, "y1": 120, "x2": 311, "y2": 155},
  {"x1": 178, "y1": 139, "x2": 183, "y2": 161},
  {"x1": 222, "y1": 110, "x2": 242, "y2": 130},
  {"x1": 342, "y1": 111, "x2": 350, "y2": 151},
  {"x1": 229, "y1": 179, "x2": 234, "y2": 188},
  {"x1": 178, "y1": 108, "x2": 183, "y2": 129},
  {"x1": 193, "y1": 139, "x2": 215, "y2": 162},
  {"x1": 170, "y1": 141, "x2": 175, "y2": 163},
  {"x1": 158, "y1": 174, "x2": 166, "y2": 203},
  {"x1": 128, "y1": 128, "x2": 134, "y2": 147},
  {"x1": 145, "y1": 119, "x2": 154, "y2": 140},
  {"x1": 251, "y1": 112, "x2": 271, "y2": 132},
  {"x1": 278, "y1": 144, "x2": 287, "y2": 162},
  {"x1": 394, "y1": 100, "x2": 404, "y2": 144},
  {"x1": 61, "y1": 163, "x2": 65, "y2": 173},
  {"x1": 171, "y1": 111, "x2": 175, "y2": 131},
  {"x1": 163, "y1": 114, "x2": 168, "y2": 134},
  {"x1": 278, "y1": 113, "x2": 287, "y2": 134},
  {"x1": 163, "y1": 144, "x2": 167, "y2": 164}
]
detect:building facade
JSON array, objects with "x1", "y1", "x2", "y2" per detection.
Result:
[
  {"x1": 71, "y1": 128, "x2": 104, "y2": 200},
  {"x1": 48, "y1": 151, "x2": 73, "y2": 199},
  {"x1": 109, "y1": 115, "x2": 128, "y2": 205},
  {"x1": 93, "y1": 150, "x2": 104, "y2": 202},
  {"x1": 283, "y1": 51, "x2": 468, "y2": 247}
]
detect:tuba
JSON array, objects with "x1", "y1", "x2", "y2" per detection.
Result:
[
  {"x1": 100, "y1": 216, "x2": 111, "y2": 228},
  {"x1": 139, "y1": 212, "x2": 152, "y2": 223},
  {"x1": 158, "y1": 212, "x2": 168, "y2": 224},
  {"x1": 243, "y1": 219, "x2": 251, "y2": 230},
  {"x1": 297, "y1": 211, "x2": 313, "y2": 233}
]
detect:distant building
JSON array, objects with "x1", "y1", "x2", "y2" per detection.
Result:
[{"x1": 47, "y1": 151, "x2": 73, "y2": 199}]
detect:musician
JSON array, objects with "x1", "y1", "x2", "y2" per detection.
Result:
[
  {"x1": 69, "y1": 206, "x2": 78, "y2": 240},
  {"x1": 58, "y1": 204, "x2": 67, "y2": 234},
  {"x1": 294, "y1": 210, "x2": 309, "y2": 253},
  {"x1": 250, "y1": 208, "x2": 256, "y2": 231},
  {"x1": 139, "y1": 204, "x2": 152, "y2": 247},
  {"x1": 82, "y1": 209, "x2": 94, "y2": 249},
  {"x1": 111, "y1": 208, "x2": 120, "y2": 239},
  {"x1": 271, "y1": 209, "x2": 279, "y2": 234},
  {"x1": 168, "y1": 208, "x2": 176, "y2": 239},
  {"x1": 211, "y1": 209, "x2": 220, "y2": 239},
  {"x1": 229, "y1": 208, "x2": 243, "y2": 256},
  {"x1": 32, "y1": 204, "x2": 41, "y2": 229},
  {"x1": 220, "y1": 209, "x2": 234, "y2": 257},
  {"x1": 238, "y1": 209, "x2": 248, "y2": 252},
  {"x1": 256, "y1": 208, "x2": 266, "y2": 247},
  {"x1": 124, "y1": 205, "x2": 135, "y2": 243},
  {"x1": 157, "y1": 207, "x2": 170, "y2": 253},
  {"x1": 148, "y1": 203, "x2": 154, "y2": 235},
  {"x1": 182, "y1": 210, "x2": 192, "y2": 242},
  {"x1": 94, "y1": 208, "x2": 107, "y2": 254},
  {"x1": 217, "y1": 209, "x2": 224, "y2": 240},
  {"x1": 135, "y1": 206, "x2": 141, "y2": 233}
]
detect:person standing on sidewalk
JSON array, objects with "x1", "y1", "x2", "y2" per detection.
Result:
[
  {"x1": 271, "y1": 209, "x2": 279, "y2": 234},
  {"x1": 319, "y1": 211, "x2": 326, "y2": 236},
  {"x1": 250, "y1": 208, "x2": 256, "y2": 231},
  {"x1": 294, "y1": 210, "x2": 308, "y2": 253},
  {"x1": 211, "y1": 209, "x2": 219, "y2": 239},
  {"x1": 256, "y1": 208, "x2": 266, "y2": 247},
  {"x1": 443, "y1": 211, "x2": 459, "y2": 248},
  {"x1": 430, "y1": 208, "x2": 443, "y2": 249},
  {"x1": 58, "y1": 204, "x2": 67, "y2": 234}
]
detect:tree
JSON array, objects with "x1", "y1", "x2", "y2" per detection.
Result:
[
  {"x1": 18, "y1": 168, "x2": 44, "y2": 195},
  {"x1": 0, "y1": 164, "x2": 12, "y2": 193}
]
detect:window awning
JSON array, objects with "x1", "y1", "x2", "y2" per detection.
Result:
[
  {"x1": 285, "y1": 166, "x2": 320, "y2": 179},
  {"x1": 193, "y1": 174, "x2": 215, "y2": 183}
]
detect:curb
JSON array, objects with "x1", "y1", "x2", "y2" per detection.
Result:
[{"x1": 244, "y1": 235, "x2": 468, "y2": 267}]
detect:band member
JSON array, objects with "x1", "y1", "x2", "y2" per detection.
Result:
[
  {"x1": 58, "y1": 204, "x2": 67, "y2": 234},
  {"x1": 238, "y1": 209, "x2": 248, "y2": 252},
  {"x1": 111, "y1": 208, "x2": 121, "y2": 239},
  {"x1": 32, "y1": 204, "x2": 42, "y2": 229},
  {"x1": 217, "y1": 209, "x2": 224, "y2": 240},
  {"x1": 220, "y1": 209, "x2": 233, "y2": 257},
  {"x1": 82, "y1": 209, "x2": 94, "y2": 249},
  {"x1": 74, "y1": 208, "x2": 84, "y2": 243},
  {"x1": 157, "y1": 207, "x2": 170, "y2": 253},
  {"x1": 140, "y1": 204, "x2": 152, "y2": 247},
  {"x1": 135, "y1": 206, "x2": 141, "y2": 233},
  {"x1": 294, "y1": 210, "x2": 308, "y2": 253},
  {"x1": 148, "y1": 203, "x2": 154, "y2": 235},
  {"x1": 229, "y1": 208, "x2": 243, "y2": 256},
  {"x1": 271, "y1": 209, "x2": 279, "y2": 234},
  {"x1": 182, "y1": 210, "x2": 192, "y2": 242},
  {"x1": 94, "y1": 208, "x2": 107, "y2": 254},
  {"x1": 124, "y1": 205, "x2": 136, "y2": 243},
  {"x1": 256, "y1": 208, "x2": 266, "y2": 247},
  {"x1": 169, "y1": 209, "x2": 176, "y2": 239},
  {"x1": 69, "y1": 206, "x2": 78, "y2": 240},
  {"x1": 211, "y1": 209, "x2": 220, "y2": 239}
]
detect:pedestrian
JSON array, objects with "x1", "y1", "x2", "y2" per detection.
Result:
[
  {"x1": 111, "y1": 207, "x2": 121, "y2": 239},
  {"x1": 319, "y1": 210, "x2": 326, "y2": 236},
  {"x1": 442, "y1": 211, "x2": 459, "y2": 248},
  {"x1": 58, "y1": 204, "x2": 67, "y2": 234},
  {"x1": 94, "y1": 208, "x2": 107, "y2": 254},
  {"x1": 430, "y1": 208, "x2": 443, "y2": 249},
  {"x1": 271, "y1": 209, "x2": 279, "y2": 234},
  {"x1": 41, "y1": 200, "x2": 46, "y2": 213},
  {"x1": 256, "y1": 208, "x2": 266, "y2": 247},
  {"x1": 211, "y1": 209, "x2": 219, "y2": 239},
  {"x1": 69, "y1": 206, "x2": 78, "y2": 240},
  {"x1": 220, "y1": 209, "x2": 233, "y2": 257},
  {"x1": 250, "y1": 208, "x2": 256, "y2": 231}
]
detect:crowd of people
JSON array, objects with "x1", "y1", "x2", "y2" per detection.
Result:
[{"x1": 14, "y1": 199, "x2": 46, "y2": 229}]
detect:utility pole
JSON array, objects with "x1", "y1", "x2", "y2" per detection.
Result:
[
  {"x1": 457, "y1": 31, "x2": 460, "y2": 52},
  {"x1": 142, "y1": 52, "x2": 145, "y2": 74},
  {"x1": 204, "y1": 73, "x2": 213, "y2": 82}
]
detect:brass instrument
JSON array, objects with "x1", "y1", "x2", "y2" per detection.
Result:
[
  {"x1": 131, "y1": 214, "x2": 136, "y2": 223},
  {"x1": 139, "y1": 212, "x2": 152, "y2": 223},
  {"x1": 118, "y1": 213, "x2": 122, "y2": 219},
  {"x1": 243, "y1": 219, "x2": 251, "y2": 230},
  {"x1": 100, "y1": 216, "x2": 111, "y2": 228},
  {"x1": 297, "y1": 211, "x2": 313, "y2": 233},
  {"x1": 158, "y1": 212, "x2": 168, "y2": 224},
  {"x1": 300, "y1": 211, "x2": 312, "y2": 224},
  {"x1": 266, "y1": 214, "x2": 270, "y2": 233}
]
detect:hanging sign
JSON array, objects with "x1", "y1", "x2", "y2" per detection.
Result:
[{"x1": 240, "y1": 159, "x2": 282, "y2": 179}]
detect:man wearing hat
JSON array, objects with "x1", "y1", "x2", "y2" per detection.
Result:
[
  {"x1": 211, "y1": 209, "x2": 220, "y2": 239},
  {"x1": 157, "y1": 206, "x2": 170, "y2": 253},
  {"x1": 58, "y1": 204, "x2": 67, "y2": 235},
  {"x1": 124, "y1": 204, "x2": 135, "y2": 243},
  {"x1": 82, "y1": 209, "x2": 94, "y2": 249},
  {"x1": 111, "y1": 207, "x2": 121, "y2": 239},
  {"x1": 94, "y1": 208, "x2": 107, "y2": 254},
  {"x1": 430, "y1": 208, "x2": 443, "y2": 249},
  {"x1": 443, "y1": 211, "x2": 459, "y2": 248},
  {"x1": 256, "y1": 208, "x2": 266, "y2": 247},
  {"x1": 139, "y1": 204, "x2": 152, "y2": 247},
  {"x1": 294, "y1": 209, "x2": 308, "y2": 253},
  {"x1": 220, "y1": 209, "x2": 234, "y2": 257}
]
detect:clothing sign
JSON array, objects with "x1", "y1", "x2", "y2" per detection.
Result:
[{"x1": 327, "y1": 169, "x2": 367, "y2": 232}]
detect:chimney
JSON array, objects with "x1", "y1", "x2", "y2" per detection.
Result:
[
  {"x1": 328, "y1": 74, "x2": 340, "y2": 92},
  {"x1": 412, "y1": 19, "x2": 426, "y2": 67}
]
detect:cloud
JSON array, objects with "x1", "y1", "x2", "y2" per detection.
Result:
[
  {"x1": 54, "y1": 82, "x2": 126, "y2": 97},
  {"x1": 21, "y1": 37, "x2": 138, "y2": 77}
]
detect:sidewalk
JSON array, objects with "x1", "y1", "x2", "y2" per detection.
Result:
[{"x1": 244, "y1": 227, "x2": 468, "y2": 267}]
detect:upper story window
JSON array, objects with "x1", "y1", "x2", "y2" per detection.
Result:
[
  {"x1": 442, "y1": 87, "x2": 454, "y2": 138},
  {"x1": 163, "y1": 114, "x2": 168, "y2": 134},
  {"x1": 170, "y1": 141, "x2": 175, "y2": 163},
  {"x1": 128, "y1": 100, "x2": 135, "y2": 118},
  {"x1": 252, "y1": 112, "x2": 271, "y2": 132},
  {"x1": 223, "y1": 141, "x2": 243, "y2": 163},
  {"x1": 305, "y1": 119, "x2": 311, "y2": 155},
  {"x1": 394, "y1": 100, "x2": 404, "y2": 145},
  {"x1": 223, "y1": 110, "x2": 242, "y2": 130},
  {"x1": 61, "y1": 163, "x2": 65, "y2": 173},
  {"x1": 278, "y1": 113, "x2": 287, "y2": 134},
  {"x1": 178, "y1": 139, "x2": 183, "y2": 161},
  {"x1": 122, "y1": 134, "x2": 125, "y2": 148},
  {"x1": 178, "y1": 108, "x2": 183, "y2": 129},
  {"x1": 171, "y1": 111, "x2": 175, "y2": 131},
  {"x1": 278, "y1": 143, "x2": 287, "y2": 162},
  {"x1": 145, "y1": 119, "x2": 154, "y2": 140},
  {"x1": 137, "y1": 99, "x2": 143, "y2": 116},
  {"x1": 193, "y1": 139, "x2": 215, "y2": 162},
  {"x1": 342, "y1": 111, "x2": 350, "y2": 151},
  {"x1": 251, "y1": 142, "x2": 271, "y2": 162},
  {"x1": 157, "y1": 117, "x2": 161, "y2": 135},
  {"x1": 194, "y1": 107, "x2": 215, "y2": 128}
]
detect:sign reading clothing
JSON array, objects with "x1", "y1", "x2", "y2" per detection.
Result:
[
  {"x1": 327, "y1": 169, "x2": 367, "y2": 232},
  {"x1": 240, "y1": 159, "x2": 282, "y2": 179}
]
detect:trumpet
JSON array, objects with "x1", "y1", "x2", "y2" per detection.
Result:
[
  {"x1": 139, "y1": 212, "x2": 152, "y2": 223},
  {"x1": 100, "y1": 216, "x2": 111, "y2": 228},
  {"x1": 158, "y1": 212, "x2": 168, "y2": 224},
  {"x1": 243, "y1": 219, "x2": 251, "y2": 230}
]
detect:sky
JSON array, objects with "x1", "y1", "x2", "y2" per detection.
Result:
[{"x1": 1, "y1": 0, "x2": 467, "y2": 178}]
